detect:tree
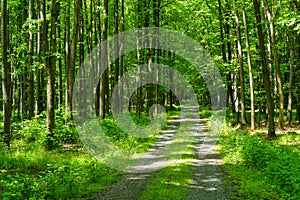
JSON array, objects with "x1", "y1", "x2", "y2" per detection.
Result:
[
  {"x1": 253, "y1": 0, "x2": 276, "y2": 137},
  {"x1": 100, "y1": 0, "x2": 109, "y2": 119},
  {"x1": 114, "y1": 0, "x2": 120, "y2": 111},
  {"x1": 287, "y1": 32, "x2": 294, "y2": 125},
  {"x1": 242, "y1": 3, "x2": 255, "y2": 130},
  {"x1": 66, "y1": 0, "x2": 82, "y2": 123},
  {"x1": 28, "y1": 0, "x2": 35, "y2": 119},
  {"x1": 1, "y1": 0, "x2": 12, "y2": 148},
  {"x1": 233, "y1": 0, "x2": 246, "y2": 125},
  {"x1": 263, "y1": 0, "x2": 284, "y2": 130},
  {"x1": 42, "y1": 0, "x2": 59, "y2": 142}
]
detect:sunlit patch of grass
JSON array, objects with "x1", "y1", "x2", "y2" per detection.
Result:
[
  {"x1": 0, "y1": 109, "x2": 185, "y2": 199},
  {"x1": 0, "y1": 148, "x2": 123, "y2": 199},
  {"x1": 219, "y1": 130, "x2": 300, "y2": 200}
]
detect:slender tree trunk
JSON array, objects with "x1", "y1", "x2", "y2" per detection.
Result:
[
  {"x1": 224, "y1": 1, "x2": 234, "y2": 114},
  {"x1": 120, "y1": 0, "x2": 125, "y2": 111},
  {"x1": 58, "y1": 19, "x2": 63, "y2": 110},
  {"x1": 36, "y1": 0, "x2": 42, "y2": 115},
  {"x1": 296, "y1": 34, "x2": 300, "y2": 124},
  {"x1": 28, "y1": 0, "x2": 35, "y2": 118},
  {"x1": 100, "y1": 0, "x2": 109, "y2": 119},
  {"x1": 263, "y1": 0, "x2": 284, "y2": 130},
  {"x1": 66, "y1": 0, "x2": 81, "y2": 123},
  {"x1": 46, "y1": 0, "x2": 59, "y2": 138},
  {"x1": 233, "y1": 0, "x2": 246, "y2": 125},
  {"x1": 136, "y1": 0, "x2": 142, "y2": 115},
  {"x1": 292, "y1": 0, "x2": 300, "y2": 124},
  {"x1": 79, "y1": 3, "x2": 85, "y2": 117},
  {"x1": 257, "y1": 75, "x2": 262, "y2": 127},
  {"x1": 1, "y1": 0, "x2": 12, "y2": 148},
  {"x1": 218, "y1": 0, "x2": 227, "y2": 64},
  {"x1": 253, "y1": 0, "x2": 276, "y2": 137},
  {"x1": 154, "y1": 0, "x2": 161, "y2": 112},
  {"x1": 287, "y1": 33, "x2": 294, "y2": 125},
  {"x1": 41, "y1": 0, "x2": 50, "y2": 130},
  {"x1": 65, "y1": 0, "x2": 71, "y2": 119},
  {"x1": 114, "y1": 0, "x2": 120, "y2": 112},
  {"x1": 242, "y1": 4, "x2": 255, "y2": 130}
]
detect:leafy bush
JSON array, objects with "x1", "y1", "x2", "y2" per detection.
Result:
[
  {"x1": 0, "y1": 151, "x2": 121, "y2": 199},
  {"x1": 219, "y1": 131, "x2": 300, "y2": 199}
]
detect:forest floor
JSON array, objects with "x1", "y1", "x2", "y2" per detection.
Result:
[{"x1": 86, "y1": 114, "x2": 230, "y2": 200}]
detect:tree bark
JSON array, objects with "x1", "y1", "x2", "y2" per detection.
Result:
[
  {"x1": 42, "y1": 0, "x2": 59, "y2": 137},
  {"x1": 224, "y1": 0, "x2": 235, "y2": 114},
  {"x1": 293, "y1": 0, "x2": 300, "y2": 124},
  {"x1": 114, "y1": 0, "x2": 120, "y2": 112},
  {"x1": 233, "y1": 0, "x2": 246, "y2": 125},
  {"x1": 263, "y1": 0, "x2": 284, "y2": 130},
  {"x1": 287, "y1": 32, "x2": 294, "y2": 125},
  {"x1": 66, "y1": 0, "x2": 81, "y2": 124},
  {"x1": 253, "y1": 0, "x2": 276, "y2": 137},
  {"x1": 28, "y1": 0, "x2": 35, "y2": 119},
  {"x1": 100, "y1": 0, "x2": 109, "y2": 119},
  {"x1": 58, "y1": 19, "x2": 63, "y2": 110},
  {"x1": 120, "y1": 0, "x2": 125, "y2": 112},
  {"x1": 35, "y1": 0, "x2": 42, "y2": 115},
  {"x1": 1, "y1": 0, "x2": 12, "y2": 148},
  {"x1": 242, "y1": 4, "x2": 255, "y2": 130}
]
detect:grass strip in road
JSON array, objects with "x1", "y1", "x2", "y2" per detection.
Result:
[
  {"x1": 139, "y1": 162, "x2": 193, "y2": 200},
  {"x1": 139, "y1": 117, "x2": 195, "y2": 200}
]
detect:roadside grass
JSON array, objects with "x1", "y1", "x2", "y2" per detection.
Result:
[
  {"x1": 218, "y1": 129, "x2": 300, "y2": 200},
  {"x1": 0, "y1": 109, "x2": 183, "y2": 199},
  {"x1": 0, "y1": 149, "x2": 123, "y2": 199},
  {"x1": 0, "y1": 111, "x2": 161, "y2": 199}
]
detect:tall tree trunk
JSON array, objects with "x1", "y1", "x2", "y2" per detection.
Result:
[
  {"x1": 287, "y1": 32, "x2": 294, "y2": 125},
  {"x1": 49, "y1": 0, "x2": 59, "y2": 135},
  {"x1": 263, "y1": 0, "x2": 284, "y2": 130},
  {"x1": 41, "y1": 0, "x2": 50, "y2": 130},
  {"x1": 79, "y1": 3, "x2": 85, "y2": 117},
  {"x1": 218, "y1": 0, "x2": 227, "y2": 64},
  {"x1": 36, "y1": 0, "x2": 42, "y2": 115},
  {"x1": 1, "y1": 0, "x2": 12, "y2": 148},
  {"x1": 65, "y1": 0, "x2": 71, "y2": 120},
  {"x1": 242, "y1": 4, "x2": 255, "y2": 130},
  {"x1": 114, "y1": 0, "x2": 120, "y2": 112},
  {"x1": 224, "y1": 0, "x2": 234, "y2": 114},
  {"x1": 66, "y1": 0, "x2": 81, "y2": 124},
  {"x1": 120, "y1": 0, "x2": 125, "y2": 112},
  {"x1": 28, "y1": 0, "x2": 35, "y2": 118},
  {"x1": 58, "y1": 19, "x2": 63, "y2": 110},
  {"x1": 153, "y1": 0, "x2": 161, "y2": 112},
  {"x1": 100, "y1": 0, "x2": 109, "y2": 119},
  {"x1": 136, "y1": 0, "x2": 142, "y2": 115},
  {"x1": 233, "y1": 0, "x2": 246, "y2": 125},
  {"x1": 292, "y1": 0, "x2": 300, "y2": 124},
  {"x1": 296, "y1": 35, "x2": 300, "y2": 124},
  {"x1": 253, "y1": 0, "x2": 276, "y2": 137}
]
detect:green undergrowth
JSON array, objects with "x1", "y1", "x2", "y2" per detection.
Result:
[
  {"x1": 0, "y1": 110, "x2": 179, "y2": 199},
  {"x1": 0, "y1": 109, "x2": 183, "y2": 199},
  {"x1": 218, "y1": 129, "x2": 300, "y2": 199},
  {"x1": 0, "y1": 149, "x2": 123, "y2": 199}
]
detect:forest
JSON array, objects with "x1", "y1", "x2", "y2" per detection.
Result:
[{"x1": 1, "y1": 0, "x2": 300, "y2": 199}]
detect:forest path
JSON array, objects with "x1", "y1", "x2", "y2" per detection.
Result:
[{"x1": 86, "y1": 115, "x2": 229, "y2": 200}]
